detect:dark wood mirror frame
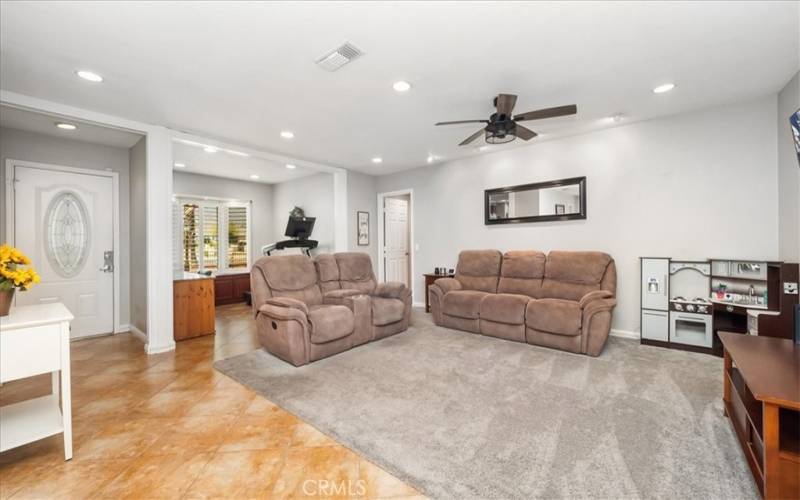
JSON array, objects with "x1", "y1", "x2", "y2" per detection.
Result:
[{"x1": 484, "y1": 176, "x2": 587, "y2": 225}]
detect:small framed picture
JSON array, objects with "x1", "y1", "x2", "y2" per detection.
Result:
[
  {"x1": 357, "y1": 211, "x2": 369, "y2": 246},
  {"x1": 555, "y1": 204, "x2": 565, "y2": 215}
]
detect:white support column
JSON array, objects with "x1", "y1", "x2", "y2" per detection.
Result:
[
  {"x1": 333, "y1": 170, "x2": 348, "y2": 252},
  {"x1": 145, "y1": 127, "x2": 175, "y2": 354}
]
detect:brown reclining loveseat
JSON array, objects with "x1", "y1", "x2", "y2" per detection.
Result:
[
  {"x1": 250, "y1": 252, "x2": 411, "y2": 366},
  {"x1": 429, "y1": 249, "x2": 616, "y2": 356}
]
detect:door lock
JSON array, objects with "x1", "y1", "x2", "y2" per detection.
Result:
[{"x1": 100, "y1": 250, "x2": 114, "y2": 273}]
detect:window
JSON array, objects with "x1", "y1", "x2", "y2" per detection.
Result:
[{"x1": 175, "y1": 198, "x2": 251, "y2": 272}]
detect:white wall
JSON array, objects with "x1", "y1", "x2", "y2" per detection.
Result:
[
  {"x1": 173, "y1": 171, "x2": 274, "y2": 264},
  {"x1": 272, "y1": 173, "x2": 335, "y2": 253},
  {"x1": 348, "y1": 171, "x2": 378, "y2": 264},
  {"x1": 0, "y1": 126, "x2": 135, "y2": 327},
  {"x1": 777, "y1": 71, "x2": 800, "y2": 263},
  {"x1": 129, "y1": 137, "x2": 147, "y2": 333},
  {"x1": 376, "y1": 96, "x2": 779, "y2": 333}
]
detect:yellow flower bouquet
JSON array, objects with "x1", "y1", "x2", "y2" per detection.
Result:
[{"x1": 0, "y1": 244, "x2": 40, "y2": 316}]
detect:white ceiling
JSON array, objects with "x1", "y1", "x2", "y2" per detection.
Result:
[
  {"x1": 0, "y1": 105, "x2": 143, "y2": 148},
  {"x1": 172, "y1": 139, "x2": 316, "y2": 184},
  {"x1": 1, "y1": 1, "x2": 797, "y2": 175}
]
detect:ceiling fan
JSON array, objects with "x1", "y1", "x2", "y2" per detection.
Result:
[{"x1": 435, "y1": 94, "x2": 577, "y2": 146}]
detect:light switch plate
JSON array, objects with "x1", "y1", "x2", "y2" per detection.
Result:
[{"x1": 784, "y1": 282, "x2": 798, "y2": 295}]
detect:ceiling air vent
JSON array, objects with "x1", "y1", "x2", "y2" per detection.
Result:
[{"x1": 315, "y1": 42, "x2": 363, "y2": 72}]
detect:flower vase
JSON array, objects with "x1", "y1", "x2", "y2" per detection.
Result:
[{"x1": 0, "y1": 288, "x2": 14, "y2": 317}]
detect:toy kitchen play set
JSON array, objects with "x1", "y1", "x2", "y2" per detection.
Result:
[{"x1": 640, "y1": 257, "x2": 799, "y2": 356}]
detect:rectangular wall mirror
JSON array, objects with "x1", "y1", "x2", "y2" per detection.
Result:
[{"x1": 485, "y1": 176, "x2": 586, "y2": 224}]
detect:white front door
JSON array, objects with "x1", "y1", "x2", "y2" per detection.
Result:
[
  {"x1": 10, "y1": 164, "x2": 115, "y2": 338},
  {"x1": 383, "y1": 197, "x2": 409, "y2": 286}
]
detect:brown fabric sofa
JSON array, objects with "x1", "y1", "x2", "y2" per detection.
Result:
[
  {"x1": 250, "y1": 252, "x2": 410, "y2": 366},
  {"x1": 429, "y1": 249, "x2": 617, "y2": 356}
]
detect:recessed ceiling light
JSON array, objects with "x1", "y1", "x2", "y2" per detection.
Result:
[
  {"x1": 476, "y1": 146, "x2": 489, "y2": 152},
  {"x1": 55, "y1": 122, "x2": 77, "y2": 130},
  {"x1": 203, "y1": 146, "x2": 218, "y2": 153},
  {"x1": 280, "y1": 131, "x2": 294, "y2": 139},
  {"x1": 607, "y1": 113, "x2": 624, "y2": 123},
  {"x1": 653, "y1": 83, "x2": 675, "y2": 94},
  {"x1": 75, "y1": 70, "x2": 103, "y2": 82},
  {"x1": 285, "y1": 164, "x2": 297, "y2": 170},
  {"x1": 427, "y1": 155, "x2": 440, "y2": 164},
  {"x1": 249, "y1": 174, "x2": 260, "y2": 180},
  {"x1": 174, "y1": 162, "x2": 186, "y2": 168},
  {"x1": 392, "y1": 81, "x2": 412, "y2": 92},
  {"x1": 371, "y1": 157, "x2": 383, "y2": 164}
]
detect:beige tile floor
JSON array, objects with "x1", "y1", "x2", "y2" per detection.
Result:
[{"x1": 0, "y1": 303, "x2": 422, "y2": 499}]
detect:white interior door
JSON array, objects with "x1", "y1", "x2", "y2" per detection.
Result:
[
  {"x1": 383, "y1": 197, "x2": 409, "y2": 286},
  {"x1": 11, "y1": 165, "x2": 115, "y2": 338}
]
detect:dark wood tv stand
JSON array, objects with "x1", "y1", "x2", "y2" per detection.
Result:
[{"x1": 719, "y1": 332, "x2": 799, "y2": 499}]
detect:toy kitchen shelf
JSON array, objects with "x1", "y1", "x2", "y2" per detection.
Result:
[{"x1": 640, "y1": 257, "x2": 798, "y2": 356}]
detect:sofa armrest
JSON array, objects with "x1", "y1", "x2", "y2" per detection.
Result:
[
  {"x1": 374, "y1": 282, "x2": 409, "y2": 300},
  {"x1": 431, "y1": 277, "x2": 462, "y2": 295},
  {"x1": 264, "y1": 297, "x2": 309, "y2": 315},
  {"x1": 579, "y1": 290, "x2": 614, "y2": 308},
  {"x1": 258, "y1": 303, "x2": 308, "y2": 323}
]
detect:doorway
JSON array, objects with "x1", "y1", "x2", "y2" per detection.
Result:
[
  {"x1": 377, "y1": 189, "x2": 413, "y2": 292},
  {"x1": 5, "y1": 160, "x2": 120, "y2": 338}
]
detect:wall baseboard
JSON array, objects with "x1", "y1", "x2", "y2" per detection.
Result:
[
  {"x1": 610, "y1": 329, "x2": 639, "y2": 340},
  {"x1": 145, "y1": 342, "x2": 176, "y2": 355},
  {"x1": 412, "y1": 301, "x2": 425, "y2": 308},
  {"x1": 128, "y1": 324, "x2": 147, "y2": 343}
]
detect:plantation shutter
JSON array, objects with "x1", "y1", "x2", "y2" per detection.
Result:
[
  {"x1": 202, "y1": 206, "x2": 219, "y2": 270},
  {"x1": 227, "y1": 206, "x2": 248, "y2": 268},
  {"x1": 182, "y1": 203, "x2": 200, "y2": 272}
]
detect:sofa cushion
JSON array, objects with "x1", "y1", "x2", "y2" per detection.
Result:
[
  {"x1": 307, "y1": 304, "x2": 354, "y2": 344},
  {"x1": 252, "y1": 254, "x2": 323, "y2": 305},
  {"x1": 335, "y1": 252, "x2": 377, "y2": 293},
  {"x1": 455, "y1": 250, "x2": 502, "y2": 293},
  {"x1": 526, "y1": 298, "x2": 582, "y2": 336},
  {"x1": 315, "y1": 254, "x2": 341, "y2": 293},
  {"x1": 541, "y1": 251, "x2": 613, "y2": 301},
  {"x1": 479, "y1": 293, "x2": 530, "y2": 325},
  {"x1": 497, "y1": 250, "x2": 546, "y2": 298},
  {"x1": 372, "y1": 297, "x2": 405, "y2": 326},
  {"x1": 442, "y1": 290, "x2": 488, "y2": 319}
]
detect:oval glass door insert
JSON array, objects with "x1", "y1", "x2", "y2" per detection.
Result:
[{"x1": 45, "y1": 190, "x2": 91, "y2": 278}]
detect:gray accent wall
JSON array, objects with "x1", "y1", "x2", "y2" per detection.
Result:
[
  {"x1": 375, "y1": 96, "x2": 780, "y2": 334},
  {"x1": 347, "y1": 171, "x2": 377, "y2": 264},
  {"x1": 0, "y1": 126, "x2": 136, "y2": 328},
  {"x1": 172, "y1": 171, "x2": 274, "y2": 264},
  {"x1": 777, "y1": 71, "x2": 800, "y2": 263},
  {"x1": 272, "y1": 173, "x2": 335, "y2": 253},
  {"x1": 129, "y1": 137, "x2": 147, "y2": 333}
]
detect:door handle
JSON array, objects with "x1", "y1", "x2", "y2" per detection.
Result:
[{"x1": 99, "y1": 264, "x2": 113, "y2": 273}]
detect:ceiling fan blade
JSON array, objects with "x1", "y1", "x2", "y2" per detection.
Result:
[
  {"x1": 495, "y1": 94, "x2": 518, "y2": 116},
  {"x1": 435, "y1": 119, "x2": 489, "y2": 126},
  {"x1": 515, "y1": 124, "x2": 538, "y2": 141},
  {"x1": 514, "y1": 104, "x2": 577, "y2": 122},
  {"x1": 459, "y1": 128, "x2": 486, "y2": 146}
]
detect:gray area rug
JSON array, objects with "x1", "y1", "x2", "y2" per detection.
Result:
[{"x1": 214, "y1": 309, "x2": 757, "y2": 499}]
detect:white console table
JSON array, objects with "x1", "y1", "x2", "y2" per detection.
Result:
[{"x1": 0, "y1": 303, "x2": 74, "y2": 460}]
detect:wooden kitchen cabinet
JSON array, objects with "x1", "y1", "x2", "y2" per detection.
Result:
[
  {"x1": 173, "y1": 274, "x2": 215, "y2": 341},
  {"x1": 214, "y1": 272, "x2": 251, "y2": 306}
]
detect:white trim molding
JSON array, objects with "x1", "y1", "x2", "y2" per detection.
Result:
[{"x1": 610, "y1": 329, "x2": 639, "y2": 340}]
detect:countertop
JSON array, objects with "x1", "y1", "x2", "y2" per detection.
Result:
[
  {"x1": 173, "y1": 271, "x2": 215, "y2": 282},
  {"x1": 708, "y1": 297, "x2": 768, "y2": 310}
]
